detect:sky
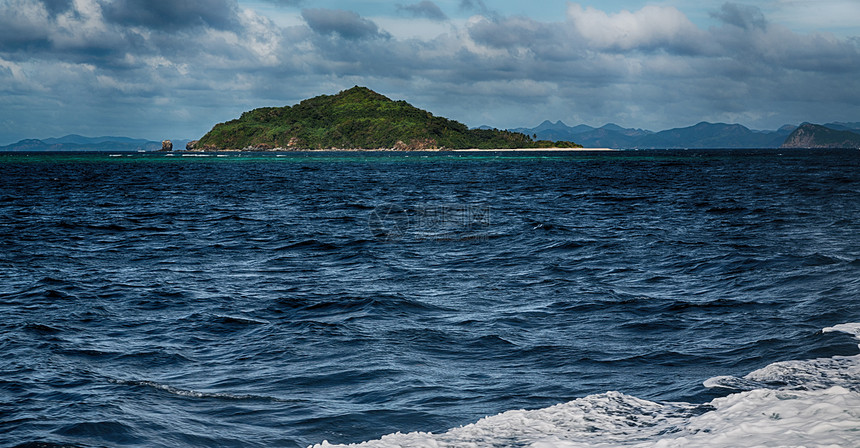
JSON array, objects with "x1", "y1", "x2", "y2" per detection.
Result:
[{"x1": 1, "y1": 0, "x2": 859, "y2": 144}]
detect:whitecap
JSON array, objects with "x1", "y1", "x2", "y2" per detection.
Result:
[
  {"x1": 212, "y1": 314, "x2": 269, "y2": 325},
  {"x1": 825, "y1": 323, "x2": 860, "y2": 344},
  {"x1": 314, "y1": 389, "x2": 860, "y2": 448},
  {"x1": 701, "y1": 375, "x2": 770, "y2": 391},
  {"x1": 312, "y1": 323, "x2": 860, "y2": 448}
]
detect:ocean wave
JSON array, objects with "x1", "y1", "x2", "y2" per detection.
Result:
[
  {"x1": 312, "y1": 324, "x2": 860, "y2": 448},
  {"x1": 108, "y1": 379, "x2": 294, "y2": 402},
  {"x1": 706, "y1": 323, "x2": 860, "y2": 393}
]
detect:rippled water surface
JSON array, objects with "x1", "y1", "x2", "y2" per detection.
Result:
[{"x1": 1, "y1": 149, "x2": 859, "y2": 447}]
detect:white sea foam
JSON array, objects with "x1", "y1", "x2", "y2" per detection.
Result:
[
  {"x1": 312, "y1": 324, "x2": 860, "y2": 448},
  {"x1": 825, "y1": 323, "x2": 860, "y2": 346},
  {"x1": 707, "y1": 324, "x2": 860, "y2": 393}
]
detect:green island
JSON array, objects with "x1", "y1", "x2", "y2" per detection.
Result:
[{"x1": 188, "y1": 86, "x2": 581, "y2": 151}]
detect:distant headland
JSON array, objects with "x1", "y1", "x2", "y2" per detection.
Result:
[
  {"x1": 186, "y1": 87, "x2": 582, "y2": 151},
  {"x1": 780, "y1": 123, "x2": 860, "y2": 149},
  {"x1": 509, "y1": 121, "x2": 860, "y2": 150}
]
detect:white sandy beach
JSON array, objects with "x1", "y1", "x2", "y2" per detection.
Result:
[
  {"x1": 189, "y1": 147, "x2": 617, "y2": 152},
  {"x1": 451, "y1": 147, "x2": 616, "y2": 152}
]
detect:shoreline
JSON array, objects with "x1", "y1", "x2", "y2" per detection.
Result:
[
  {"x1": 185, "y1": 147, "x2": 617, "y2": 153},
  {"x1": 451, "y1": 147, "x2": 615, "y2": 152}
]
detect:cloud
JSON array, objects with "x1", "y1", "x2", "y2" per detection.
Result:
[
  {"x1": 260, "y1": 0, "x2": 303, "y2": 6},
  {"x1": 103, "y1": 0, "x2": 239, "y2": 30},
  {"x1": 301, "y1": 8, "x2": 388, "y2": 40},
  {"x1": 0, "y1": 0, "x2": 130, "y2": 60},
  {"x1": 397, "y1": 1, "x2": 447, "y2": 21},
  {"x1": 0, "y1": 0, "x2": 52, "y2": 49},
  {"x1": 467, "y1": 15, "x2": 563, "y2": 51},
  {"x1": 711, "y1": 2, "x2": 767, "y2": 30},
  {"x1": 566, "y1": 4, "x2": 706, "y2": 54},
  {"x1": 41, "y1": 0, "x2": 73, "y2": 15},
  {"x1": 1, "y1": 0, "x2": 859, "y2": 144},
  {"x1": 458, "y1": 0, "x2": 498, "y2": 19},
  {"x1": 459, "y1": 0, "x2": 487, "y2": 13}
]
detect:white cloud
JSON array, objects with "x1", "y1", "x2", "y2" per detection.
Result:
[
  {"x1": 0, "y1": 0, "x2": 52, "y2": 44},
  {"x1": 566, "y1": 3, "x2": 705, "y2": 53},
  {"x1": 238, "y1": 8, "x2": 283, "y2": 65},
  {"x1": 770, "y1": 0, "x2": 860, "y2": 36},
  {"x1": 0, "y1": 57, "x2": 47, "y2": 94},
  {"x1": 0, "y1": 0, "x2": 859, "y2": 142}
]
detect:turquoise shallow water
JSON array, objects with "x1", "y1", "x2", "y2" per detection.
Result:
[{"x1": 1, "y1": 149, "x2": 859, "y2": 447}]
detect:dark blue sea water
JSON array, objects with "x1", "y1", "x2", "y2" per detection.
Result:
[{"x1": 1, "y1": 149, "x2": 859, "y2": 448}]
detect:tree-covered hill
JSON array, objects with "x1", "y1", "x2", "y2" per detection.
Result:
[
  {"x1": 190, "y1": 87, "x2": 580, "y2": 150},
  {"x1": 780, "y1": 123, "x2": 860, "y2": 149}
]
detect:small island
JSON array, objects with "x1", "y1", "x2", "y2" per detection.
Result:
[{"x1": 187, "y1": 86, "x2": 581, "y2": 151}]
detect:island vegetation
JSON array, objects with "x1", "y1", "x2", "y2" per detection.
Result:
[
  {"x1": 780, "y1": 123, "x2": 860, "y2": 149},
  {"x1": 189, "y1": 87, "x2": 581, "y2": 151}
]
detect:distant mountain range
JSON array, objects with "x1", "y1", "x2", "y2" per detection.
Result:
[
  {"x1": 4, "y1": 121, "x2": 859, "y2": 152},
  {"x1": 0, "y1": 135, "x2": 191, "y2": 152},
  {"x1": 508, "y1": 121, "x2": 653, "y2": 148},
  {"x1": 507, "y1": 121, "x2": 860, "y2": 149}
]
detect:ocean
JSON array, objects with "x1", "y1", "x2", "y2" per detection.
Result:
[{"x1": 1, "y1": 149, "x2": 858, "y2": 447}]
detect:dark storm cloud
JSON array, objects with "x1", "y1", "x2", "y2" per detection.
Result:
[
  {"x1": 0, "y1": 26, "x2": 47, "y2": 52},
  {"x1": 2, "y1": 0, "x2": 860, "y2": 145},
  {"x1": 307, "y1": 2, "x2": 860, "y2": 129},
  {"x1": 397, "y1": 1, "x2": 448, "y2": 21},
  {"x1": 103, "y1": 0, "x2": 240, "y2": 31},
  {"x1": 260, "y1": 0, "x2": 303, "y2": 5},
  {"x1": 704, "y1": 8, "x2": 860, "y2": 75},
  {"x1": 0, "y1": 1, "x2": 52, "y2": 51},
  {"x1": 41, "y1": 0, "x2": 73, "y2": 15},
  {"x1": 467, "y1": 16, "x2": 560, "y2": 50},
  {"x1": 711, "y1": 2, "x2": 767, "y2": 30},
  {"x1": 0, "y1": 0, "x2": 258, "y2": 66},
  {"x1": 301, "y1": 8, "x2": 389, "y2": 40},
  {"x1": 459, "y1": 0, "x2": 488, "y2": 13}
]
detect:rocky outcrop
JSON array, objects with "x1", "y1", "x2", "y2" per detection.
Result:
[
  {"x1": 160, "y1": 140, "x2": 173, "y2": 151},
  {"x1": 185, "y1": 140, "x2": 221, "y2": 151},
  {"x1": 780, "y1": 124, "x2": 860, "y2": 149},
  {"x1": 392, "y1": 138, "x2": 439, "y2": 150}
]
